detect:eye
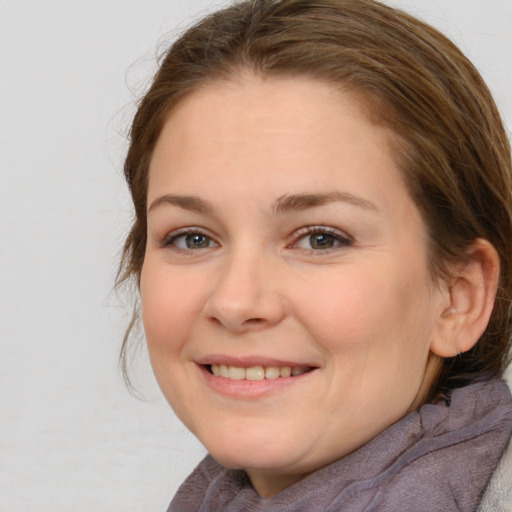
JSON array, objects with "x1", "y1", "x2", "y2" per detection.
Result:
[
  {"x1": 292, "y1": 227, "x2": 352, "y2": 251},
  {"x1": 163, "y1": 230, "x2": 218, "y2": 250}
]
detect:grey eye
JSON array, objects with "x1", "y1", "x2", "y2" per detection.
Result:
[
  {"x1": 294, "y1": 228, "x2": 351, "y2": 251},
  {"x1": 169, "y1": 232, "x2": 215, "y2": 250},
  {"x1": 185, "y1": 234, "x2": 211, "y2": 249},
  {"x1": 309, "y1": 233, "x2": 336, "y2": 249}
]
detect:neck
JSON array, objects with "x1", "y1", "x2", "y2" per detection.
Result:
[{"x1": 246, "y1": 469, "x2": 310, "y2": 498}]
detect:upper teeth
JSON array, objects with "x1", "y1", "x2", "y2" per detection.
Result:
[{"x1": 210, "y1": 364, "x2": 309, "y2": 380}]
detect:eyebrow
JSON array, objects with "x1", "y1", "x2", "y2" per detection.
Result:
[
  {"x1": 147, "y1": 191, "x2": 378, "y2": 215},
  {"x1": 273, "y1": 192, "x2": 378, "y2": 215},
  {"x1": 148, "y1": 194, "x2": 214, "y2": 214}
]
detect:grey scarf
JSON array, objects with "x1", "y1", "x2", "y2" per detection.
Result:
[{"x1": 168, "y1": 378, "x2": 512, "y2": 512}]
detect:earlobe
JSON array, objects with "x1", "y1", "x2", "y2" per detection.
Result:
[{"x1": 430, "y1": 239, "x2": 500, "y2": 358}]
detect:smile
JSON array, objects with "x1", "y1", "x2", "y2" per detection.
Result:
[{"x1": 207, "y1": 364, "x2": 313, "y2": 381}]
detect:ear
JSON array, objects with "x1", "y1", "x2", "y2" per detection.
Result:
[{"x1": 430, "y1": 239, "x2": 500, "y2": 358}]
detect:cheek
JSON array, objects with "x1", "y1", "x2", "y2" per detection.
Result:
[
  {"x1": 140, "y1": 259, "x2": 208, "y2": 354},
  {"x1": 139, "y1": 260, "x2": 212, "y2": 417},
  {"x1": 290, "y1": 261, "x2": 435, "y2": 360}
]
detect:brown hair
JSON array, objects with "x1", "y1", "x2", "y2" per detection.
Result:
[{"x1": 118, "y1": 0, "x2": 512, "y2": 397}]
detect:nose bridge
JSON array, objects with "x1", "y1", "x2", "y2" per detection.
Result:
[{"x1": 204, "y1": 241, "x2": 284, "y2": 331}]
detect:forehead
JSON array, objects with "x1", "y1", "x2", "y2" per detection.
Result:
[{"x1": 148, "y1": 76, "x2": 405, "y2": 202}]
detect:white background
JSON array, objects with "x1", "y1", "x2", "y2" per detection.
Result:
[{"x1": 1, "y1": 1, "x2": 511, "y2": 510}]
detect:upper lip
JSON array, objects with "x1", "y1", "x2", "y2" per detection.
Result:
[{"x1": 195, "y1": 354, "x2": 319, "y2": 368}]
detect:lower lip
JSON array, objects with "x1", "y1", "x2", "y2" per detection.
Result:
[{"x1": 198, "y1": 364, "x2": 315, "y2": 398}]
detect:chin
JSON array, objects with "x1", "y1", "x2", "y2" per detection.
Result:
[{"x1": 199, "y1": 425, "x2": 305, "y2": 472}]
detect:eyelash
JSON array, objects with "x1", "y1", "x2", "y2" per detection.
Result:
[
  {"x1": 289, "y1": 226, "x2": 353, "y2": 252},
  {"x1": 160, "y1": 228, "x2": 218, "y2": 251},
  {"x1": 160, "y1": 226, "x2": 353, "y2": 253}
]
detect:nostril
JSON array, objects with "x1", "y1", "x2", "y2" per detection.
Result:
[
  {"x1": 207, "y1": 315, "x2": 266, "y2": 329},
  {"x1": 243, "y1": 318, "x2": 265, "y2": 325}
]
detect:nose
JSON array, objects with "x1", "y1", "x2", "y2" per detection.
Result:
[{"x1": 203, "y1": 250, "x2": 286, "y2": 333}]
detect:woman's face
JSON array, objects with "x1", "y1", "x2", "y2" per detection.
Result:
[{"x1": 140, "y1": 76, "x2": 449, "y2": 497}]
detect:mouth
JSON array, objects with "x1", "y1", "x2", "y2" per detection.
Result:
[
  {"x1": 205, "y1": 364, "x2": 315, "y2": 381},
  {"x1": 197, "y1": 359, "x2": 319, "y2": 398}
]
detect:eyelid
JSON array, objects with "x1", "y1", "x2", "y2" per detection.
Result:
[
  {"x1": 288, "y1": 225, "x2": 353, "y2": 251},
  {"x1": 160, "y1": 227, "x2": 219, "y2": 250}
]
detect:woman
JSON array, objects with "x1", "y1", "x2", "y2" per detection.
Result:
[{"x1": 118, "y1": 0, "x2": 512, "y2": 510}]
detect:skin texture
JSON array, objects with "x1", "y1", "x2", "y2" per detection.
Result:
[{"x1": 140, "y1": 76, "x2": 477, "y2": 498}]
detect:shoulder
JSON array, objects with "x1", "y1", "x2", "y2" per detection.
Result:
[
  {"x1": 479, "y1": 373, "x2": 512, "y2": 512},
  {"x1": 479, "y1": 439, "x2": 512, "y2": 511}
]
